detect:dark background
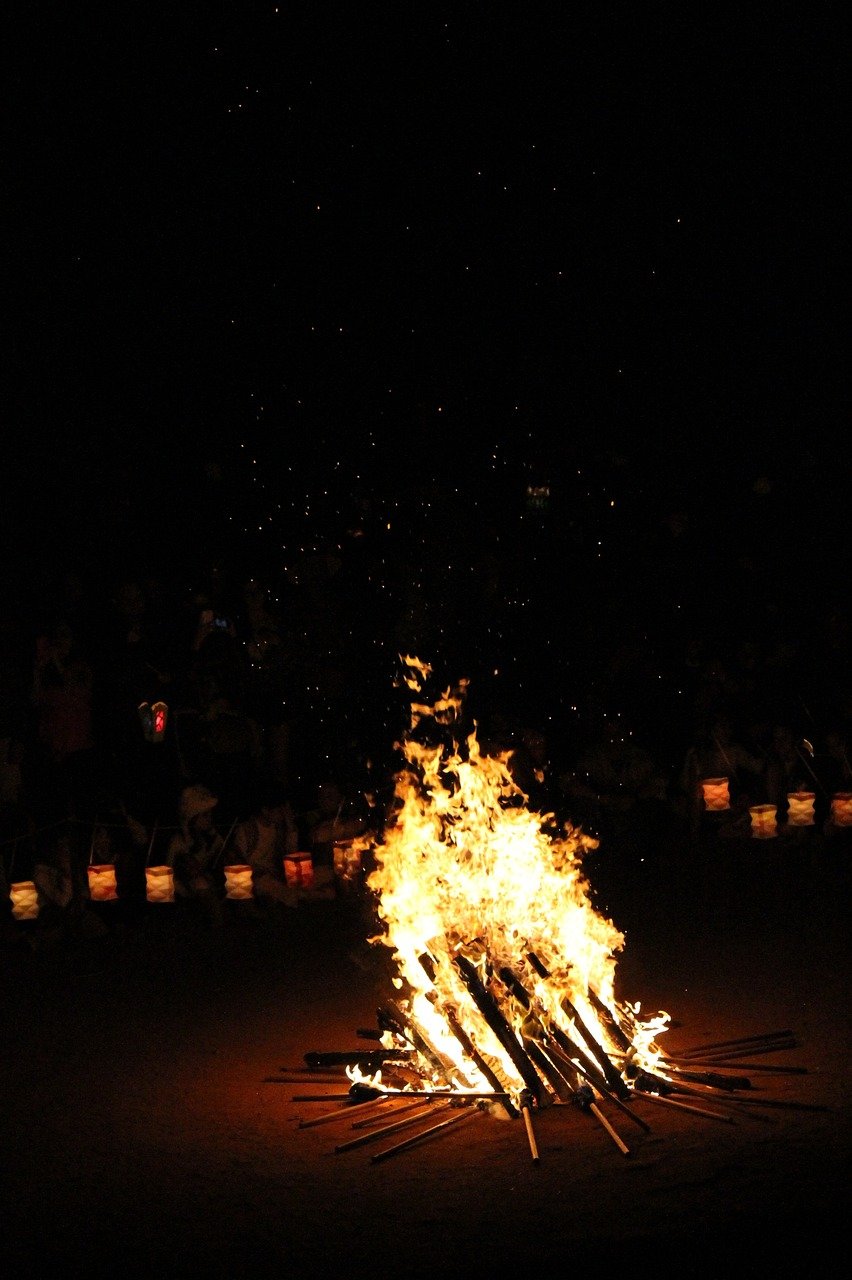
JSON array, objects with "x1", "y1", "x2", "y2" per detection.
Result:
[{"x1": 3, "y1": 5, "x2": 846, "y2": 685}]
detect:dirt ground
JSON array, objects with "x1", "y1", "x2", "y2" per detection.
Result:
[{"x1": 2, "y1": 824, "x2": 850, "y2": 1279}]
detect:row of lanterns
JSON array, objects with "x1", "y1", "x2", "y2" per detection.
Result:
[
  {"x1": 701, "y1": 778, "x2": 852, "y2": 838},
  {"x1": 7, "y1": 840, "x2": 367, "y2": 922}
]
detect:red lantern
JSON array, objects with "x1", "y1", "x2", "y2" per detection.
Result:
[{"x1": 138, "y1": 700, "x2": 169, "y2": 743}]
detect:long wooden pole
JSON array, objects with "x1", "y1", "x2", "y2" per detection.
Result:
[
  {"x1": 335, "y1": 1101, "x2": 449, "y2": 1152},
  {"x1": 370, "y1": 1105, "x2": 484, "y2": 1163},
  {"x1": 454, "y1": 953, "x2": 550, "y2": 1106}
]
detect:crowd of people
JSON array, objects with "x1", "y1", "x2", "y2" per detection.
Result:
[{"x1": 1, "y1": 546, "x2": 850, "y2": 953}]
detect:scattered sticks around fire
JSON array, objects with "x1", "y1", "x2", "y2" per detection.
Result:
[{"x1": 261, "y1": 1019, "x2": 828, "y2": 1165}]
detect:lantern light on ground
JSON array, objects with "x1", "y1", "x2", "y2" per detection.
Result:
[
  {"x1": 701, "y1": 777, "x2": 730, "y2": 810},
  {"x1": 284, "y1": 852, "x2": 314, "y2": 890},
  {"x1": 138, "y1": 700, "x2": 169, "y2": 743},
  {"x1": 749, "y1": 804, "x2": 778, "y2": 839},
  {"x1": 145, "y1": 865, "x2": 175, "y2": 903},
  {"x1": 224, "y1": 865, "x2": 254, "y2": 899},
  {"x1": 786, "y1": 791, "x2": 816, "y2": 826},
  {"x1": 10, "y1": 880, "x2": 39, "y2": 920},
  {"x1": 830, "y1": 792, "x2": 852, "y2": 827},
  {"x1": 88, "y1": 864, "x2": 119, "y2": 900}
]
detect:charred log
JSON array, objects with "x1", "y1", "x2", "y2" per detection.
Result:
[{"x1": 454, "y1": 953, "x2": 553, "y2": 1107}]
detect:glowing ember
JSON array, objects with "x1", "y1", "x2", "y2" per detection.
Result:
[{"x1": 360, "y1": 657, "x2": 671, "y2": 1109}]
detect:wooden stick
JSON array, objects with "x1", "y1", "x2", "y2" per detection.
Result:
[
  {"x1": 370, "y1": 1105, "x2": 483, "y2": 1163},
  {"x1": 377, "y1": 1001, "x2": 460, "y2": 1087},
  {"x1": 673, "y1": 1030, "x2": 795, "y2": 1057},
  {"x1": 145, "y1": 820, "x2": 159, "y2": 867},
  {"x1": 717, "y1": 1095, "x2": 831, "y2": 1114},
  {"x1": 418, "y1": 954, "x2": 518, "y2": 1119},
  {"x1": 212, "y1": 818, "x2": 239, "y2": 868},
  {"x1": 297, "y1": 1086, "x2": 510, "y2": 1102},
  {"x1": 297, "y1": 1097, "x2": 391, "y2": 1127},
  {"x1": 636, "y1": 1092, "x2": 735, "y2": 1124},
  {"x1": 502, "y1": 965, "x2": 647, "y2": 1131},
  {"x1": 669, "y1": 1052, "x2": 804, "y2": 1069},
  {"x1": 454, "y1": 954, "x2": 551, "y2": 1106},
  {"x1": 524, "y1": 954, "x2": 630, "y2": 1099},
  {"x1": 586, "y1": 986, "x2": 634, "y2": 1053},
  {"x1": 520, "y1": 1093, "x2": 539, "y2": 1163},
  {"x1": 350, "y1": 1097, "x2": 434, "y2": 1129},
  {"x1": 545, "y1": 1036, "x2": 651, "y2": 1134},
  {"x1": 559, "y1": 992, "x2": 630, "y2": 1098},
  {"x1": 335, "y1": 1102, "x2": 449, "y2": 1152},
  {"x1": 263, "y1": 1076, "x2": 342, "y2": 1084},
  {"x1": 303, "y1": 1049, "x2": 415, "y2": 1069},
  {"x1": 292, "y1": 1093, "x2": 358, "y2": 1101},
  {"x1": 589, "y1": 1102, "x2": 630, "y2": 1155}
]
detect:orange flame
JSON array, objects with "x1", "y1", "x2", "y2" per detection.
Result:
[{"x1": 364, "y1": 659, "x2": 670, "y2": 1105}]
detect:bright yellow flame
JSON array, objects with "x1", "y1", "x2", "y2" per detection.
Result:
[{"x1": 365, "y1": 662, "x2": 670, "y2": 1105}]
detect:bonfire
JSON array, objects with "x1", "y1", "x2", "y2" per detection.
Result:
[
  {"x1": 360, "y1": 658, "x2": 669, "y2": 1100},
  {"x1": 277, "y1": 657, "x2": 818, "y2": 1162}
]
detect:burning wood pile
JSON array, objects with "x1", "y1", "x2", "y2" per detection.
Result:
[{"x1": 271, "y1": 658, "x2": 825, "y2": 1162}]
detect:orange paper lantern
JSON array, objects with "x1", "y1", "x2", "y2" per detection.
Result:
[
  {"x1": 830, "y1": 792, "x2": 852, "y2": 827},
  {"x1": 701, "y1": 777, "x2": 730, "y2": 811},
  {"x1": 145, "y1": 865, "x2": 175, "y2": 903},
  {"x1": 749, "y1": 804, "x2": 777, "y2": 839},
  {"x1": 284, "y1": 853, "x2": 314, "y2": 889},
  {"x1": 88, "y1": 864, "x2": 119, "y2": 900},
  {"x1": 224, "y1": 865, "x2": 254, "y2": 899},
  {"x1": 10, "y1": 880, "x2": 40, "y2": 920},
  {"x1": 786, "y1": 791, "x2": 816, "y2": 826}
]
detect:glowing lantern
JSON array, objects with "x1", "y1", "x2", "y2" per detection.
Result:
[
  {"x1": 701, "y1": 777, "x2": 730, "y2": 810},
  {"x1": 786, "y1": 791, "x2": 816, "y2": 826},
  {"x1": 10, "y1": 880, "x2": 39, "y2": 920},
  {"x1": 88, "y1": 864, "x2": 119, "y2": 900},
  {"x1": 283, "y1": 852, "x2": 314, "y2": 890},
  {"x1": 333, "y1": 839, "x2": 363, "y2": 884},
  {"x1": 830, "y1": 793, "x2": 852, "y2": 827},
  {"x1": 138, "y1": 700, "x2": 169, "y2": 743},
  {"x1": 749, "y1": 804, "x2": 778, "y2": 839},
  {"x1": 224, "y1": 864, "x2": 254, "y2": 899},
  {"x1": 145, "y1": 865, "x2": 175, "y2": 903}
]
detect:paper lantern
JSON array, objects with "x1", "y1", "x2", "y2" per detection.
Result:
[
  {"x1": 10, "y1": 880, "x2": 39, "y2": 920},
  {"x1": 283, "y1": 852, "x2": 314, "y2": 889},
  {"x1": 145, "y1": 865, "x2": 175, "y2": 903},
  {"x1": 333, "y1": 839, "x2": 363, "y2": 883},
  {"x1": 701, "y1": 777, "x2": 730, "y2": 811},
  {"x1": 786, "y1": 791, "x2": 816, "y2": 826},
  {"x1": 749, "y1": 804, "x2": 778, "y2": 839},
  {"x1": 830, "y1": 792, "x2": 852, "y2": 827},
  {"x1": 88, "y1": 863, "x2": 119, "y2": 900},
  {"x1": 224, "y1": 864, "x2": 254, "y2": 899},
  {"x1": 138, "y1": 700, "x2": 169, "y2": 743}
]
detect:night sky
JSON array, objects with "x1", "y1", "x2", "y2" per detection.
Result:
[{"x1": 4, "y1": 6, "x2": 845, "y2": 672}]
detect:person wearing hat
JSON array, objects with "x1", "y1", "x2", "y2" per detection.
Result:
[{"x1": 167, "y1": 784, "x2": 226, "y2": 926}]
